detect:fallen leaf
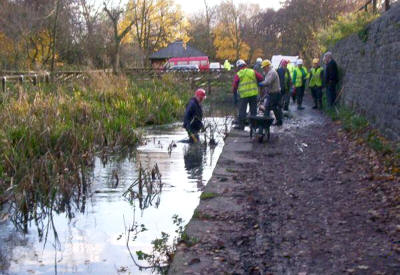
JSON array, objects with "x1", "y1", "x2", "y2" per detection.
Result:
[{"x1": 188, "y1": 258, "x2": 200, "y2": 265}]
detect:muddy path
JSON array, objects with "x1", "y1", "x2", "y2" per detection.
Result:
[{"x1": 169, "y1": 97, "x2": 400, "y2": 274}]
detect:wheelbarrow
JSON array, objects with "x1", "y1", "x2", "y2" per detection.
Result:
[{"x1": 248, "y1": 115, "x2": 274, "y2": 143}]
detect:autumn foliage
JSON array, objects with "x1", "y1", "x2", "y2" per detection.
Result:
[{"x1": 0, "y1": 0, "x2": 386, "y2": 70}]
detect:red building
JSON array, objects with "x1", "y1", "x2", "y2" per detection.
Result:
[{"x1": 149, "y1": 41, "x2": 208, "y2": 69}]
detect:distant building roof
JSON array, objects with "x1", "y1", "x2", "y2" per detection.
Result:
[{"x1": 150, "y1": 41, "x2": 207, "y2": 60}]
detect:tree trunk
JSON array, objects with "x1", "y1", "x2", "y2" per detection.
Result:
[
  {"x1": 247, "y1": 48, "x2": 254, "y2": 65},
  {"x1": 50, "y1": 0, "x2": 61, "y2": 75},
  {"x1": 372, "y1": 0, "x2": 377, "y2": 13},
  {"x1": 385, "y1": 0, "x2": 390, "y2": 11},
  {"x1": 113, "y1": 41, "x2": 121, "y2": 74}
]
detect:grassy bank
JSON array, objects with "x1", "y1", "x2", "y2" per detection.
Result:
[
  {"x1": 324, "y1": 104, "x2": 400, "y2": 176},
  {"x1": 0, "y1": 73, "x2": 191, "y2": 223}
]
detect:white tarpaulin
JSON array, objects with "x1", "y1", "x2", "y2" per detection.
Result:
[{"x1": 271, "y1": 55, "x2": 299, "y2": 69}]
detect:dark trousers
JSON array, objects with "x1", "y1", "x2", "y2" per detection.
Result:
[
  {"x1": 311, "y1": 86, "x2": 323, "y2": 108},
  {"x1": 233, "y1": 91, "x2": 239, "y2": 106},
  {"x1": 186, "y1": 124, "x2": 201, "y2": 143},
  {"x1": 238, "y1": 96, "x2": 257, "y2": 128},
  {"x1": 281, "y1": 89, "x2": 290, "y2": 110},
  {"x1": 327, "y1": 83, "x2": 337, "y2": 107},
  {"x1": 291, "y1": 87, "x2": 296, "y2": 103},
  {"x1": 264, "y1": 92, "x2": 282, "y2": 124},
  {"x1": 295, "y1": 86, "x2": 305, "y2": 107}
]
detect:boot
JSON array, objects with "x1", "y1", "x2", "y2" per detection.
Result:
[
  {"x1": 312, "y1": 98, "x2": 318, "y2": 109},
  {"x1": 318, "y1": 99, "x2": 323, "y2": 110}
]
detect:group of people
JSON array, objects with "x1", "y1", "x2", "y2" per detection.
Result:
[
  {"x1": 232, "y1": 52, "x2": 339, "y2": 130},
  {"x1": 182, "y1": 52, "x2": 339, "y2": 142}
]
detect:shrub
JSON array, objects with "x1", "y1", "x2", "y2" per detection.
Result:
[
  {"x1": 318, "y1": 12, "x2": 379, "y2": 51},
  {"x1": 0, "y1": 73, "x2": 191, "y2": 219}
]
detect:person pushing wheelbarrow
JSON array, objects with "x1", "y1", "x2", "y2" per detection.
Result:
[
  {"x1": 247, "y1": 59, "x2": 281, "y2": 143},
  {"x1": 258, "y1": 59, "x2": 283, "y2": 126}
]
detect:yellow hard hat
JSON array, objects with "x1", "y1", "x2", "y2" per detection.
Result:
[
  {"x1": 312, "y1": 58, "x2": 319, "y2": 64},
  {"x1": 261, "y1": 59, "x2": 271, "y2": 68}
]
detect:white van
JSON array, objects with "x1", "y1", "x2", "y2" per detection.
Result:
[
  {"x1": 209, "y1": 62, "x2": 222, "y2": 71},
  {"x1": 271, "y1": 55, "x2": 299, "y2": 69}
]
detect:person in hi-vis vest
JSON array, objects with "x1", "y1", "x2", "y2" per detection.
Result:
[
  {"x1": 292, "y1": 59, "x2": 308, "y2": 110},
  {"x1": 232, "y1": 59, "x2": 264, "y2": 130},
  {"x1": 309, "y1": 58, "x2": 324, "y2": 110}
]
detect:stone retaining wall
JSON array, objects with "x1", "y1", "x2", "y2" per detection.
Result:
[{"x1": 331, "y1": 3, "x2": 400, "y2": 141}]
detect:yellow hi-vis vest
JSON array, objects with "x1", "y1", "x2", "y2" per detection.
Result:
[
  {"x1": 292, "y1": 66, "x2": 308, "y2": 88},
  {"x1": 237, "y1": 68, "x2": 259, "y2": 98},
  {"x1": 309, "y1": 67, "x2": 323, "y2": 88},
  {"x1": 224, "y1": 60, "x2": 231, "y2": 71}
]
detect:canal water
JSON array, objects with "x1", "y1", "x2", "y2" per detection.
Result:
[{"x1": 0, "y1": 117, "x2": 230, "y2": 274}]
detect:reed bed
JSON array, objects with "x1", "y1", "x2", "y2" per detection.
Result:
[{"x1": 0, "y1": 73, "x2": 191, "y2": 229}]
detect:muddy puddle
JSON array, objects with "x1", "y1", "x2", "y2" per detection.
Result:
[{"x1": 0, "y1": 117, "x2": 230, "y2": 275}]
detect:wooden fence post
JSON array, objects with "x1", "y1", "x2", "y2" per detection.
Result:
[
  {"x1": 2, "y1": 77, "x2": 6, "y2": 93},
  {"x1": 191, "y1": 75, "x2": 195, "y2": 89},
  {"x1": 207, "y1": 73, "x2": 212, "y2": 95}
]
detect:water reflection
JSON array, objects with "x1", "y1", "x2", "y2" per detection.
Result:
[
  {"x1": 123, "y1": 164, "x2": 163, "y2": 210},
  {"x1": 0, "y1": 118, "x2": 229, "y2": 274},
  {"x1": 184, "y1": 144, "x2": 206, "y2": 189}
]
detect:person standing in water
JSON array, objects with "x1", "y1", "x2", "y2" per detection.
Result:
[{"x1": 183, "y1": 89, "x2": 206, "y2": 143}]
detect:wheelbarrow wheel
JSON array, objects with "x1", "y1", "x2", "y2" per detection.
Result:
[
  {"x1": 250, "y1": 127, "x2": 253, "y2": 138},
  {"x1": 266, "y1": 128, "x2": 270, "y2": 141}
]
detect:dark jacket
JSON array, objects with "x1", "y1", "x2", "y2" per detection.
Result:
[
  {"x1": 253, "y1": 62, "x2": 263, "y2": 74},
  {"x1": 325, "y1": 59, "x2": 338, "y2": 85},
  {"x1": 277, "y1": 67, "x2": 291, "y2": 93},
  {"x1": 183, "y1": 97, "x2": 203, "y2": 133}
]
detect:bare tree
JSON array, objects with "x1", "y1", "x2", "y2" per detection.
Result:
[
  {"x1": 50, "y1": 0, "x2": 62, "y2": 74},
  {"x1": 78, "y1": 0, "x2": 110, "y2": 67},
  {"x1": 216, "y1": 0, "x2": 243, "y2": 60},
  {"x1": 104, "y1": 1, "x2": 135, "y2": 73},
  {"x1": 239, "y1": 4, "x2": 262, "y2": 63},
  {"x1": 126, "y1": 0, "x2": 186, "y2": 65},
  {"x1": 203, "y1": 0, "x2": 216, "y2": 58}
]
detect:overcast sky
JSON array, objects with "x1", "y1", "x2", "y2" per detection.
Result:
[{"x1": 175, "y1": 0, "x2": 282, "y2": 14}]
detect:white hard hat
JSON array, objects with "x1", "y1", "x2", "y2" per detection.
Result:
[
  {"x1": 297, "y1": 59, "x2": 303, "y2": 65},
  {"x1": 256, "y1": 57, "x2": 262, "y2": 63},
  {"x1": 236, "y1": 59, "x2": 246, "y2": 67}
]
